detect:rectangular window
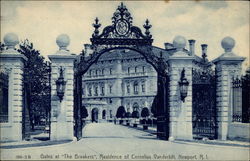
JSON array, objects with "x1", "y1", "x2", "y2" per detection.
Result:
[
  {"x1": 94, "y1": 86, "x2": 98, "y2": 96},
  {"x1": 102, "y1": 69, "x2": 104, "y2": 75},
  {"x1": 109, "y1": 85, "x2": 112, "y2": 94},
  {"x1": 101, "y1": 86, "x2": 105, "y2": 96},
  {"x1": 134, "y1": 82, "x2": 138, "y2": 94},
  {"x1": 88, "y1": 87, "x2": 92, "y2": 96},
  {"x1": 135, "y1": 67, "x2": 137, "y2": 73},
  {"x1": 0, "y1": 72, "x2": 9, "y2": 123},
  {"x1": 128, "y1": 67, "x2": 130, "y2": 74},
  {"x1": 142, "y1": 66, "x2": 145, "y2": 73},
  {"x1": 95, "y1": 70, "x2": 98, "y2": 76},
  {"x1": 127, "y1": 84, "x2": 130, "y2": 94},
  {"x1": 110, "y1": 110, "x2": 112, "y2": 118}
]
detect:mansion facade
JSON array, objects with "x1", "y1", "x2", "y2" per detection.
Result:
[{"x1": 81, "y1": 46, "x2": 158, "y2": 121}]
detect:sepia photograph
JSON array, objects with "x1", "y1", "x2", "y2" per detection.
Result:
[{"x1": 0, "y1": 0, "x2": 249, "y2": 160}]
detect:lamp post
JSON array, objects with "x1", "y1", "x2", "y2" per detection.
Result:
[
  {"x1": 56, "y1": 67, "x2": 66, "y2": 102},
  {"x1": 179, "y1": 68, "x2": 189, "y2": 102}
]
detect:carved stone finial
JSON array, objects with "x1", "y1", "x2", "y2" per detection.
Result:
[
  {"x1": 173, "y1": 35, "x2": 186, "y2": 51},
  {"x1": 221, "y1": 36, "x2": 235, "y2": 52},
  {"x1": 201, "y1": 44, "x2": 208, "y2": 61},
  {"x1": 3, "y1": 33, "x2": 19, "y2": 50},
  {"x1": 92, "y1": 17, "x2": 101, "y2": 37},
  {"x1": 143, "y1": 19, "x2": 152, "y2": 38},
  {"x1": 56, "y1": 34, "x2": 70, "y2": 51}
]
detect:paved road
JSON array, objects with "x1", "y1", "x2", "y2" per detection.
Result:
[{"x1": 1, "y1": 123, "x2": 249, "y2": 160}]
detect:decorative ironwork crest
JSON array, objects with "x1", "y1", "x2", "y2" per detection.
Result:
[{"x1": 91, "y1": 2, "x2": 153, "y2": 46}]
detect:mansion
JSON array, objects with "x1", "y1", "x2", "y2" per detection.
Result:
[{"x1": 81, "y1": 46, "x2": 159, "y2": 121}]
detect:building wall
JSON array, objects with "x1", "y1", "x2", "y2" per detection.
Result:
[{"x1": 82, "y1": 49, "x2": 157, "y2": 120}]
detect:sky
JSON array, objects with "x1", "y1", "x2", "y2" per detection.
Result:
[{"x1": 1, "y1": 1, "x2": 249, "y2": 69}]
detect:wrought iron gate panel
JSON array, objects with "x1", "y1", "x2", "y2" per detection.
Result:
[
  {"x1": 74, "y1": 74, "x2": 83, "y2": 140},
  {"x1": 192, "y1": 70, "x2": 217, "y2": 139},
  {"x1": 156, "y1": 71, "x2": 170, "y2": 140},
  {"x1": 22, "y1": 71, "x2": 31, "y2": 140}
]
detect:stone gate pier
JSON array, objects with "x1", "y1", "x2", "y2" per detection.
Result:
[
  {"x1": 48, "y1": 34, "x2": 76, "y2": 141},
  {"x1": 168, "y1": 36, "x2": 195, "y2": 140},
  {"x1": 0, "y1": 33, "x2": 27, "y2": 141}
]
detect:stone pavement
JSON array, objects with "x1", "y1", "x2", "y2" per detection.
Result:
[{"x1": 1, "y1": 122, "x2": 249, "y2": 161}]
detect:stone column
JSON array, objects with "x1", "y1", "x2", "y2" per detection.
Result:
[
  {"x1": 168, "y1": 36, "x2": 195, "y2": 140},
  {"x1": 212, "y1": 37, "x2": 245, "y2": 140},
  {"x1": 48, "y1": 34, "x2": 77, "y2": 141},
  {"x1": 0, "y1": 33, "x2": 27, "y2": 141}
]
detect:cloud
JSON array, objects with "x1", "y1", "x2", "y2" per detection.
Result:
[{"x1": 1, "y1": 1, "x2": 249, "y2": 69}]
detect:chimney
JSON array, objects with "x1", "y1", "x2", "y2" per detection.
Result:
[
  {"x1": 188, "y1": 39, "x2": 196, "y2": 55},
  {"x1": 201, "y1": 44, "x2": 208, "y2": 60},
  {"x1": 84, "y1": 44, "x2": 93, "y2": 57},
  {"x1": 164, "y1": 43, "x2": 174, "y2": 50}
]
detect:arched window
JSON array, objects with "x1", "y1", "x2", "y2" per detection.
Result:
[
  {"x1": 102, "y1": 110, "x2": 106, "y2": 119},
  {"x1": 128, "y1": 67, "x2": 130, "y2": 74},
  {"x1": 132, "y1": 102, "x2": 139, "y2": 111},
  {"x1": 134, "y1": 81, "x2": 138, "y2": 94},
  {"x1": 135, "y1": 66, "x2": 138, "y2": 73}
]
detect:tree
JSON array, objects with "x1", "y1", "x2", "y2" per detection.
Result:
[
  {"x1": 18, "y1": 39, "x2": 51, "y2": 130},
  {"x1": 116, "y1": 106, "x2": 126, "y2": 118},
  {"x1": 131, "y1": 111, "x2": 139, "y2": 118},
  {"x1": 81, "y1": 106, "x2": 88, "y2": 118},
  {"x1": 0, "y1": 42, "x2": 5, "y2": 51},
  {"x1": 151, "y1": 96, "x2": 158, "y2": 117},
  {"x1": 125, "y1": 112, "x2": 131, "y2": 118},
  {"x1": 141, "y1": 107, "x2": 150, "y2": 118}
]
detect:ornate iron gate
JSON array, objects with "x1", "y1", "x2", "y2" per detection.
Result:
[
  {"x1": 192, "y1": 70, "x2": 217, "y2": 139},
  {"x1": 73, "y1": 2, "x2": 170, "y2": 140}
]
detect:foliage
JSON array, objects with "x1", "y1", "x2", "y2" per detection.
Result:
[
  {"x1": 151, "y1": 97, "x2": 157, "y2": 117},
  {"x1": 18, "y1": 39, "x2": 51, "y2": 128},
  {"x1": 0, "y1": 42, "x2": 5, "y2": 51},
  {"x1": 116, "y1": 106, "x2": 126, "y2": 118},
  {"x1": 125, "y1": 112, "x2": 131, "y2": 118},
  {"x1": 141, "y1": 107, "x2": 150, "y2": 118},
  {"x1": 131, "y1": 110, "x2": 139, "y2": 118},
  {"x1": 81, "y1": 106, "x2": 88, "y2": 118}
]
